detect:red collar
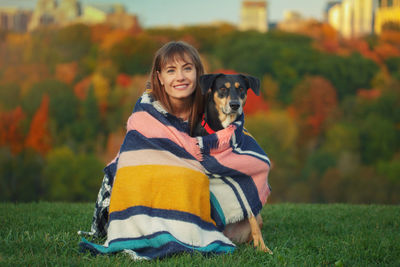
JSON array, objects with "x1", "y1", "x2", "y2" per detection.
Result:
[{"x1": 201, "y1": 114, "x2": 215, "y2": 134}]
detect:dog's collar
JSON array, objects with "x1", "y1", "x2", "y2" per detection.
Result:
[{"x1": 201, "y1": 114, "x2": 216, "y2": 134}]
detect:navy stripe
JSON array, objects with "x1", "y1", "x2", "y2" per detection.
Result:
[
  {"x1": 120, "y1": 130, "x2": 197, "y2": 160},
  {"x1": 110, "y1": 206, "x2": 217, "y2": 231},
  {"x1": 202, "y1": 155, "x2": 262, "y2": 216}
]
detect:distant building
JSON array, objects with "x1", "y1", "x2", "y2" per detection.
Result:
[
  {"x1": 341, "y1": 0, "x2": 354, "y2": 38},
  {"x1": 327, "y1": 0, "x2": 379, "y2": 38},
  {"x1": 0, "y1": 7, "x2": 32, "y2": 32},
  {"x1": 353, "y1": 0, "x2": 379, "y2": 36},
  {"x1": 26, "y1": 0, "x2": 141, "y2": 31},
  {"x1": 374, "y1": 0, "x2": 400, "y2": 34},
  {"x1": 80, "y1": 4, "x2": 140, "y2": 31},
  {"x1": 28, "y1": 0, "x2": 57, "y2": 30},
  {"x1": 239, "y1": 0, "x2": 268, "y2": 33},
  {"x1": 277, "y1": 11, "x2": 306, "y2": 32},
  {"x1": 324, "y1": 1, "x2": 342, "y2": 21},
  {"x1": 327, "y1": 3, "x2": 342, "y2": 32}
]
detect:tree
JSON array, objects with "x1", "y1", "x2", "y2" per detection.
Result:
[
  {"x1": 359, "y1": 114, "x2": 397, "y2": 164},
  {"x1": 25, "y1": 94, "x2": 51, "y2": 155},
  {"x1": 0, "y1": 106, "x2": 26, "y2": 154},
  {"x1": 291, "y1": 76, "x2": 338, "y2": 139},
  {"x1": 0, "y1": 147, "x2": 44, "y2": 202},
  {"x1": 43, "y1": 146, "x2": 104, "y2": 201},
  {"x1": 0, "y1": 83, "x2": 21, "y2": 111}
]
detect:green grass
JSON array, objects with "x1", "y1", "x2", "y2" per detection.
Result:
[{"x1": 1, "y1": 203, "x2": 399, "y2": 266}]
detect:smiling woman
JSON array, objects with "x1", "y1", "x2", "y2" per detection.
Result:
[
  {"x1": 157, "y1": 58, "x2": 197, "y2": 120},
  {"x1": 149, "y1": 41, "x2": 205, "y2": 134}
]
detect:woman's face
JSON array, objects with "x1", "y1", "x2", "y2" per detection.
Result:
[{"x1": 157, "y1": 55, "x2": 197, "y2": 105}]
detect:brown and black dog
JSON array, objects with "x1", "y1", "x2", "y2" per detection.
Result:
[{"x1": 194, "y1": 73, "x2": 272, "y2": 254}]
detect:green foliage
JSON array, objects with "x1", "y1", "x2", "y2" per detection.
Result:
[
  {"x1": 52, "y1": 24, "x2": 92, "y2": 63},
  {"x1": 0, "y1": 148, "x2": 44, "y2": 202},
  {"x1": 0, "y1": 83, "x2": 21, "y2": 111},
  {"x1": 43, "y1": 146, "x2": 103, "y2": 201},
  {"x1": 317, "y1": 53, "x2": 379, "y2": 100},
  {"x1": 359, "y1": 114, "x2": 397, "y2": 164},
  {"x1": 108, "y1": 35, "x2": 162, "y2": 75},
  {"x1": 385, "y1": 56, "x2": 400, "y2": 80}
]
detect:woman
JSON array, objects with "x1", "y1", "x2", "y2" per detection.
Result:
[
  {"x1": 79, "y1": 41, "x2": 236, "y2": 259},
  {"x1": 79, "y1": 41, "x2": 271, "y2": 259},
  {"x1": 150, "y1": 40, "x2": 205, "y2": 134}
]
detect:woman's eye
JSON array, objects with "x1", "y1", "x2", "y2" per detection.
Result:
[
  {"x1": 166, "y1": 69, "x2": 175, "y2": 74},
  {"x1": 184, "y1": 66, "x2": 192, "y2": 72}
]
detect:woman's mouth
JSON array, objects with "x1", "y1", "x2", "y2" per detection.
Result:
[{"x1": 174, "y1": 84, "x2": 189, "y2": 90}]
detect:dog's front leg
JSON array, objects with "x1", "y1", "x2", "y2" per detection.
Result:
[{"x1": 248, "y1": 215, "x2": 273, "y2": 254}]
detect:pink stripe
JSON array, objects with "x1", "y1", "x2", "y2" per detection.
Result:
[
  {"x1": 210, "y1": 148, "x2": 271, "y2": 205},
  {"x1": 126, "y1": 112, "x2": 202, "y2": 161}
]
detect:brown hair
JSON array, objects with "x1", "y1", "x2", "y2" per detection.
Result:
[{"x1": 148, "y1": 41, "x2": 205, "y2": 135}]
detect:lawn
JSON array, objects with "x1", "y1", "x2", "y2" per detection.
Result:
[{"x1": 1, "y1": 202, "x2": 399, "y2": 266}]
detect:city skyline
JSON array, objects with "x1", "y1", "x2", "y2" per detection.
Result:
[{"x1": 1, "y1": 0, "x2": 329, "y2": 27}]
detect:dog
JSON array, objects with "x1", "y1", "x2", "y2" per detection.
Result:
[{"x1": 194, "y1": 73, "x2": 272, "y2": 254}]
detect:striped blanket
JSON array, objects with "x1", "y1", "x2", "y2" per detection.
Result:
[{"x1": 80, "y1": 92, "x2": 271, "y2": 260}]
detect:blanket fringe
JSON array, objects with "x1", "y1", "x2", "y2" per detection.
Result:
[{"x1": 216, "y1": 125, "x2": 236, "y2": 148}]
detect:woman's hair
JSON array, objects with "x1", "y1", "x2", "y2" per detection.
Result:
[{"x1": 148, "y1": 41, "x2": 205, "y2": 135}]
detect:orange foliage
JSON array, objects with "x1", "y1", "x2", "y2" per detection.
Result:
[
  {"x1": 25, "y1": 94, "x2": 51, "y2": 155},
  {"x1": 292, "y1": 76, "x2": 338, "y2": 136},
  {"x1": 379, "y1": 30, "x2": 400, "y2": 46},
  {"x1": 100, "y1": 29, "x2": 132, "y2": 51},
  {"x1": 74, "y1": 76, "x2": 92, "y2": 100},
  {"x1": 243, "y1": 90, "x2": 269, "y2": 115},
  {"x1": 213, "y1": 69, "x2": 238, "y2": 75},
  {"x1": 2, "y1": 64, "x2": 50, "y2": 93},
  {"x1": 374, "y1": 43, "x2": 400, "y2": 60},
  {"x1": 90, "y1": 24, "x2": 113, "y2": 43},
  {"x1": 357, "y1": 89, "x2": 382, "y2": 100},
  {"x1": 0, "y1": 106, "x2": 26, "y2": 154},
  {"x1": 55, "y1": 62, "x2": 78, "y2": 84},
  {"x1": 116, "y1": 73, "x2": 132, "y2": 88}
]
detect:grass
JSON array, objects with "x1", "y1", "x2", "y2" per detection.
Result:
[{"x1": 1, "y1": 202, "x2": 399, "y2": 266}]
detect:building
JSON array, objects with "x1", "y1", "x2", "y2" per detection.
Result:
[
  {"x1": 326, "y1": 0, "x2": 379, "y2": 38},
  {"x1": 239, "y1": 0, "x2": 268, "y2": 33},
  {"x1": 0, "y1": 7, "x2": 32, "y2": 32},
  {"x1": 25, "y1": 0, "x2": 141, "y2": 31},
  {"x1": 28, "y1": 0, "x2": 57, "y2": 30},
  {"x1": 327, "y1": 3, "x2": 342, "y2": 32},
  {"x1": 353, "y1": 0, "x2": 379, "y2": 36},
  {"x1": 374, "y1": 0, "x2": 400, "y2": 34},
  {"x1": 277, "y1": 11, "x2": 306, "y2": 32}
]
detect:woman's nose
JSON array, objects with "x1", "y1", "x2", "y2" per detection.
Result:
[{"x1": 176, "y1": 70, "x2": 185, "y2": 80}]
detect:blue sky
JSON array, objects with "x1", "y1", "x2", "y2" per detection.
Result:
[{"x1": 1, "y1": 0, "x2": 330, "y2": 27}]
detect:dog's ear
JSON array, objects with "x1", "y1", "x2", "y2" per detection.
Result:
[
  {"x1": 199, "y1": 74, "x2": 221, "y2": 95},
  {"x1": 241, "y1": 74, "x2": 260, "y2": 96}
]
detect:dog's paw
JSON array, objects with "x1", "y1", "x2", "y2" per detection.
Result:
[{"x1": 253, "y1": 236, "x2": 273, "y2": 254}]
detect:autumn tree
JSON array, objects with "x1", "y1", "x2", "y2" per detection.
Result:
[
  {"x1": 291, "y1": 76, "x2": 338, "y2": 140},
  {"x1": 25, "y1": 94, "x2": 51, "y2": 155},
  {"x1": 0, "y1": 106, "x2": 26, "y2": 154}
]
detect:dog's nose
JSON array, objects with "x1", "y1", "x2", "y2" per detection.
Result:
[{"x1": 229, "y1": 101, "x2": 240, "y2": 111}]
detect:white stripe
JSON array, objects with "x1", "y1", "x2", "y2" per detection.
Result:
[
  {"x1": 209, "y1": 177, "x2": 250, "y2": 224},
  {"x1": 105, "y1": 213, "x2": 234, "y2": 248},
  {"x1": 232, "y1": 143, "x2": 271, "y2": 164}
]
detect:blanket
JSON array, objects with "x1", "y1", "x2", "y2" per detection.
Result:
[{"x1": 80, "y1": 92, "x2": 271, "y2": 260}]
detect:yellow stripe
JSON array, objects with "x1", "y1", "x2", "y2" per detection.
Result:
[
  {"x1": 243, "y1": 128, "x2": 255, "y2": 138},
  {"x1": 109, "y1": 165, "x2": 213, "y2": 223}
]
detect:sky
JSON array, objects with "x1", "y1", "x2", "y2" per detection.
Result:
[{"x1": 1, "y1": 0, "x2": 330, "y2": 28}]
